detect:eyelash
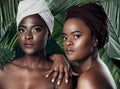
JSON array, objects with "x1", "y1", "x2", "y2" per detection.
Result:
[
  {"x1": 62, "y1": 34, "x2": 81, "y2": 41},
  {"x1": 18, "y1": 28, "x2": 25, "y2": 33},
  {"x1": 33, "y1": 27, "x2": 41, "y2": 32},
  {"x1": 18, "y1": 27, "x2": 42, "y2": 33},
  {"x1": 73, "y1": 34, "x2": 80, "y2": 39},
  {"x1": 62, "y1": 36, "x2": 67, "y2": 41}
]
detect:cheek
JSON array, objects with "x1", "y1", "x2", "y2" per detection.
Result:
[
  {"x1": 34, "y1": 33, "x2": 48, "y2": 47},
  {"x1": 75, "y1": 36, "x2": 93, "y2": 49},
  {"x1": 18, "y1": 34, "x2": 24, "y2": 45},
  {"x1": 74, "y1": 39, "x2": 85, "y2": 50},
  {"x1": 63, "y1": 42, "x2": 66, "y2": 50},
  {"x1": 74, "y1": 38, "x2": 93, "y2": 57}
]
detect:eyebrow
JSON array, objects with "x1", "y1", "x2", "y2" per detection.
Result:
[
  {"x1": 62, "y1": 30, "x2": 81, "y2": 35},
  {"x1": 71, "y1": 30, "x2": 81, "y2": 34},
  {"x1": 18, "y1": 24, "x2": 44, "y2": 28}
]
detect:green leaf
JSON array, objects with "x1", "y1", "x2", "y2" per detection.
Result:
[{"x1": 101, "y1": 1, "x2": 120, "y2": 60}]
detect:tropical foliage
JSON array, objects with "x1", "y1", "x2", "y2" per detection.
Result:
[{"x1": 0, "y1": 0, "x2": 120, "y2": 88}]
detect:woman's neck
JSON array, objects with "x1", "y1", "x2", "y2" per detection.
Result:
[
  {"x1": 13, "y1": 53, "x2": 50, "y2": 69},
  {"x1": 78, "y1": 48, "x2": 98, "y2": 72},
  {"x1": 24, "y1": 53, "x2": 48, "y2": 68}
]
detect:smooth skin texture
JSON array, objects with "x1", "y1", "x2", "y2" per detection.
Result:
[
  {"x1": 62, "y1": 18, "x2": 117, "y2": 89},
  {"x1": 47, "y1": 54, "x2": 70, "y2": 85},
  {"x1": 0, "y1": 14, "x2": 73, "y2": 89}
]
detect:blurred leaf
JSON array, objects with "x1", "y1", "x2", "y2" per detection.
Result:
[
  {"x1": 0, "y1": 0, "x2": 19, "y2": 37},
  {"x1": 101, "y1": 1, "x2": 120, "y2": 60},
  {"x1": 99, "y1": 48, "x2": 120, "y2": 88}
]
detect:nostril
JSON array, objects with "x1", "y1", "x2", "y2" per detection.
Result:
[
  {"x1": 25, "y1": 35, "x2": 32, "y2": 40},
  {"x1": 66, "y1": 40, "x2": 73, "y2": 46},
  {"x1": 25, "y1": 32, "x2": 33, "y2": 40}
]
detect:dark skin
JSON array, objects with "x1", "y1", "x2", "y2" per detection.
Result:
[
  {"x1": 0, "y1": 14, "x2": 73, "y2": 89},
  {"x1": 62, "y1": 18, "x2": 117, "y2": 89},
  {"x1": 47, "y1": 54, "x2": 71, "y2": 84}
]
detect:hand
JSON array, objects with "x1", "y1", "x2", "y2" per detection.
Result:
[{"x1": 46, "y1": 54, "x2": 70, "y2": 85}]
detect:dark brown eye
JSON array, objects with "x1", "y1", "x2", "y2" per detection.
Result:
[
  {"x1": 62, "y1": 35, "x2": 67, "y2": 41},
  {"x1": 33, "y1": 26, "x2": 42, "y2": 33},
  {"x1": 73, "y1": 34, "x2": 81, "y2": 39},
  {"x1": 18, "y1": 27, "x2": 25, "y2": 33}
]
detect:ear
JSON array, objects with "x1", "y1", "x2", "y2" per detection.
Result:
[{"x1": 93, "y1": 37, "x2": 98, "y2": 47}]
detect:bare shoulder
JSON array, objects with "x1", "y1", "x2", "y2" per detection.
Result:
[
  {"x1": 0, "y1": 58, "x2": 24, "y2": 76},
  {"x1": 77, "y1": 68, "x2": 117, "y2": 89},
  {"x1": 77, "y1": 70, "x2": 98, "y2": 89}
]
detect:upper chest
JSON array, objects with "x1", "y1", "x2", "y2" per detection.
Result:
[{"x1": 0, "y1": 68, "x2": 55, "y2": 89}]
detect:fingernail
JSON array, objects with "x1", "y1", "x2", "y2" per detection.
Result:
[
  {"x1": 54, "y1": 67, "x2": 57, "y2": 70},
  {"x1": 57, "y1": 81, "x2": 60, "y2": 85},
  {"x1": 51, "y1": 79, "x2": 55, "y2": 83},
  {"x1": 66, "y1": 80, "x2": 68, "y2": 83},
  {"x1": 45, "y1": 75, "x2": 48, "y2": 78}
]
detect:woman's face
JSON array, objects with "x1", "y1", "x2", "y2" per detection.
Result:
[
  {"x1": 17, "y1": 14, "x2": 49, "y2": 55},
  {"x1": 63, "y1": 18, "x2": 97, "y2": 62}
]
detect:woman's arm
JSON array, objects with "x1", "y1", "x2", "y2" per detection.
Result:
[{"x1": 45, "y1": 37, "x2": 71, "y2": 85}]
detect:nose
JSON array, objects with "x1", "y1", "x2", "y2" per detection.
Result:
[
  {"x1": 25, "y1": 31, "x2": 33, "y2": 40},
  {"x1": 66, "y1": 38, "x2": 73, "y2": 46}
]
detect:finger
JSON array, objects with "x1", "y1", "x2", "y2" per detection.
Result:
[
  {"x1": 57, "y1": 66, "x2": 64, "y2": 85},
  {"x1": 51, "y1": 70, "x2": 59, "y2": 83},
  {"x1": 64, "y1": 67, "x2": 69, "y2": 84},
  {"x1": 45, "y1": 70, "x2": 54, "y2": 78}
]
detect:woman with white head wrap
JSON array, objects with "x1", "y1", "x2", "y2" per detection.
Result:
[
  {"x1": 16, "y1": 0, "x2": 54, "y2": 34},
  {"x1": 0, "y1": 0, "x2": 73, "y2": 89},
  {"x1": 16, "y1": 0, "x2": 72, "y2": 86}
]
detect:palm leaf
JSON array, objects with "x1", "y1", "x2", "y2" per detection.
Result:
[
  {"x1": 100, "y1": 1, "x2": 120, "y2": 87},
  {"x1": 101, "y1": 1, "x2": 120, "y2": 59}
]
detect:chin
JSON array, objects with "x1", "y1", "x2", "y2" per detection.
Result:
[
  {"x1": 67, "y1": 56, "x2": 76, "y2": 62},
  {"x1": 25, "y1": 52, "x2": 34, "y2": 55},
  {"x1": 24, "y1": 49, "x2": 35, "y2": 55},
  {"x1": 66, "y1": 54, "x2": 80, "y2": 62}
]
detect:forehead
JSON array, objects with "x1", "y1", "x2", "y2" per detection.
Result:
[
  {"x1": 64, "y1": 18, "x2": 87, "y2": 27},
  {"x1": 19, "y1": 14, "x2": 46, "y2": 27},
  {"x1": 63, "y1": 18, "x2": 91, "y2": 33}
]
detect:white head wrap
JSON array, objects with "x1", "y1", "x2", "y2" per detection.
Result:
[{"x1": 16, "y1": 0, "x2": 54, "y2": 34}]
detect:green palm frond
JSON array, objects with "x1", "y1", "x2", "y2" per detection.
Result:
[
  {"x1": 101, "y1": 1, "x2": 120, "y2": 59},
  {"x1": 0, "y1": 22, "x2": 18, "y2": 69},
  {"x1": 0, "y1": 0, "x2": 19, "y2": 37},
  {"x1": 99, "y1": 48, "x2": 120, "y2": 88},
  {"x1": 0, "y1": 0, "x2": 19, "y2": 68},
  {"x1": 100, "y1": 1, "x2": 120, "y2": 87}
]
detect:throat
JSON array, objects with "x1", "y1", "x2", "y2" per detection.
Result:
[
  {"x1": 79, "y1": 57, "x2": 96, "y2": 72},
  {"x1": 79, "y1": 51, "x2": 98, "y2": 72},
  {"x1": 21, "y1": 54, "x2": 49, "y2": 69}
]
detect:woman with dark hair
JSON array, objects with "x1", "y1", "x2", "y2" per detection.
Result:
[{"x1": 62, "y1": 3, "x2": 117, "y2": 89}]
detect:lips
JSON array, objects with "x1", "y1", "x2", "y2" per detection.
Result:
[
  {"x1": 24, "y1": 43, "x2": 34, "y2": 48},
  {"x1": 65, "y1": 49, "x2": 74, "y2": 55}
]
